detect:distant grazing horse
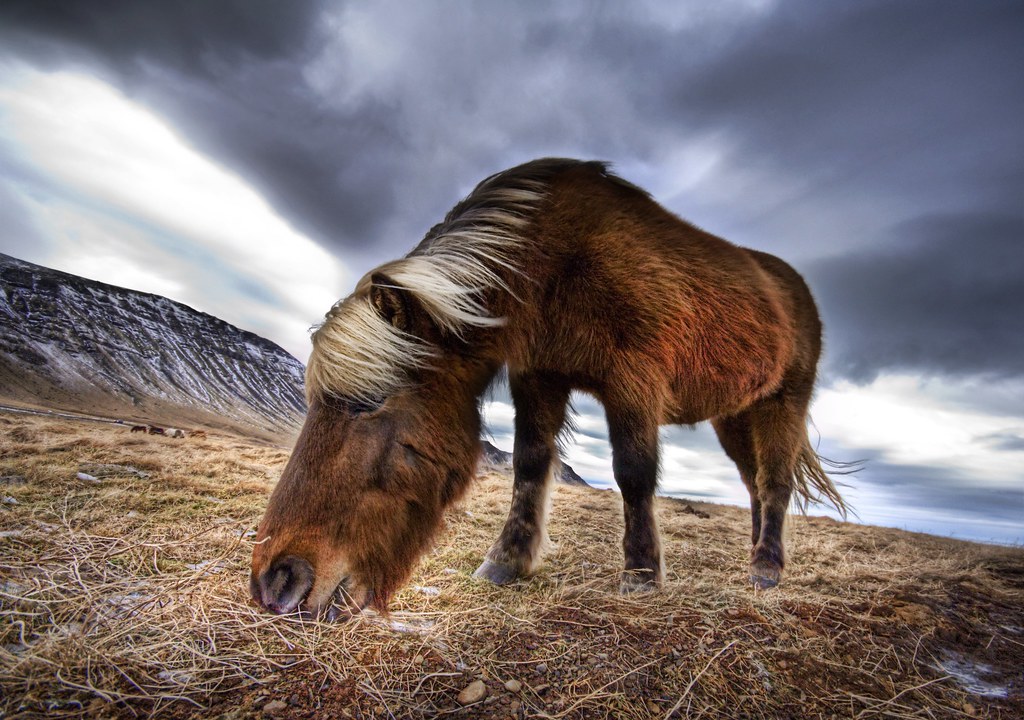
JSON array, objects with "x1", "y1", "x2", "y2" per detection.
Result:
[
  {"x1": 148, "y1": 426, "x2": 165, "y2": 436},
  {"x1": 190, "y1": 430, "x2": 208, "y2": 439},
  {"x1": 165, "y1": 428, "x2": 186, "y2": 439},
  {"x1": 130, "y1": 425, "x2": 148, "y2": 433},
  {"x1": 251, "y1": 158, "x2": 846, "y2": 619}
]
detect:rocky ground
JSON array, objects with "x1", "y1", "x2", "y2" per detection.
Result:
[{"x1": 1, "y1": 411, "x2": 1022, "y2": 719}]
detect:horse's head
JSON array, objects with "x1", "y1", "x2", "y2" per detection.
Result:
[{"x1": 250, "y1": 272, "x2": 490, "y2": 619}]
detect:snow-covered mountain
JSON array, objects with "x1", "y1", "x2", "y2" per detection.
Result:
[{"x1": 0, "y1": 253, "x2": 305, "y2": 439}]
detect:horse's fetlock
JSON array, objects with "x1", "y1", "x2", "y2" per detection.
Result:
[{"x1": 752, "y1": 539, "x2": 784, "y2": 568}]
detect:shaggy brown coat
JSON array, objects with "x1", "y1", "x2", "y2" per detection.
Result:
[{"x1": 251, "y1": 159, "x2": 845, "y2": 619}]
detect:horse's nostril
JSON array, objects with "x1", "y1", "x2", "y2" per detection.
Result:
[{"x1": 256, "y1": 555, "x2": 315, "y2": 615}]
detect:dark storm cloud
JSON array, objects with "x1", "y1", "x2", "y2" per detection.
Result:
[
  {"x1": 2, "y1": 0, "x2": 1021, "y2": 381},
  {"x1": 977, "y1": 432, "x2": 1024, "y2": 453},
  {"x1": 678, "y1": 3, "x2": 1023, "y2": 166},
  {"x1": 0, "y1": 0, "x2": 407, "y2": 249},
  {"x1": 0, "y1": 0, "x2": 321, "y2": 73},
  {"x1": 810, "y1": 212, "x2": 1024, "y2": 382}
]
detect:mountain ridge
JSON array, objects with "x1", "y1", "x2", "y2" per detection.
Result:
[
  {"x1": 0, "y1": 253, "x2": 306, "y2": 440},
  {"x1": 480, "y1": 438, "x2": 592, "y2": 488}
]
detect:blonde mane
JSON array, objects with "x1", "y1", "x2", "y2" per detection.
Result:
[{"x1": 306, "y1": 159, "x2": 598, "y2": 403}]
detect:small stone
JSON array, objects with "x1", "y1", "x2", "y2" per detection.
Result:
[
  {"x1": 263, "y1": 699, "x2": 288, "y2": 716},
  {"x1": 535, "y1": 662, "x2": 548, "y2": 674},
  {"x1": 504, "y1": 679, "x2": 522, "y2": 693},
  {"x1": 76, "y1": 472, "x2": 99, "y2": 483},
  {"x1": 413, "y1": 654, "x2": 424, "y2": 665},
  {"x1": 2, "y1": 496, "x2": 18, "y2": 505},
  {"x1": 457, "y1": 679, "x2": 488, "y2": 705}
]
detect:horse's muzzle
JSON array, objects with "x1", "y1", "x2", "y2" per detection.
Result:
[
  {"x1": 250, "y1": 554, "x2": 314, "y2": 615},
  {"x1": 250, "y1": 555, "x2": 373, "y2": 620}
]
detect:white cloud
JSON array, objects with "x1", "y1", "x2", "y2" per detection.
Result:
[
  {"x1": 813, "y1": 373, "x2": 1024, "y2": 486},
  {"x1": 0, "y1": 65, "x2": 348, "y2": 360}
]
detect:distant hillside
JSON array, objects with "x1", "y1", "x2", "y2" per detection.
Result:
[
  {"x1": 481, "y1": 439, "x2": 592, "y2": 488},
  {"x1": 0, "y1": 253, "x2": 305, "y2": 439}
]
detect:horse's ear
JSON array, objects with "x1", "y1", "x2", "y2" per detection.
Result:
[{"x1": 369, "y1": 273, "x2": 423, "y2": 336}]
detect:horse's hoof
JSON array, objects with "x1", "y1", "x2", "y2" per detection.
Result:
[
  {"x1": 749, "y1": 560, "x2": 781, "y2": 590},
  {"x1": 750, "y1": 574, "x2": 779, "y2": 590},
  {"x1": 619, "y1": 570, "x2": 660, "y2": 595},
  {"x1": 473, "y1": 559, "x2": 521, "y2": 585}
]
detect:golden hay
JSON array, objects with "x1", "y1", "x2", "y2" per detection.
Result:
[{"x1": 1, "y1": 411, "x2": 1021, "y2": 719}]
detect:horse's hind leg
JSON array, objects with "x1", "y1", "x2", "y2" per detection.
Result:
[
  {"x1": 474, "y1": 372, "x2": 570, "y2": 585},
  {"x1": 746, "y1": 388, "x2": 810, "y2": 589},
  {"x1": 606, "y1": 400, "x2": 663, "y2": 593},
  {"x1": 712, "y1": 413, "x2": 760, "y2": 546}
]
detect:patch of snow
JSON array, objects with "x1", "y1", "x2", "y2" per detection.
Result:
[{"x1": 938, "y1": 652, "x2": 1010, "y2": 698}]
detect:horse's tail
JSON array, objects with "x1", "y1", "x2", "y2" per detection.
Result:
[{"x1": 791, "y1": 435, "x2": 858, "y2": 519}]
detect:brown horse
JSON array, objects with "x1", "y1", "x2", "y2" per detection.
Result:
[{"x1": 251, "y1": 158, "x2": 846, "y2": 619}]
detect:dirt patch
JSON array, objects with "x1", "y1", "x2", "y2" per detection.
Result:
[{"x1": 1, "y1": 411, "x2": 1021, "y2": 719}]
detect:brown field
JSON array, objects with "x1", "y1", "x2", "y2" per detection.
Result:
[{"x1": 1, "y1": 410, "x2": 1021, "y2": 719}]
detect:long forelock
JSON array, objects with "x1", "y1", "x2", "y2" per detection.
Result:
[
  {"x1": 305, "y1": 159, "x2": 587, "y2": 403},
  {"x1": 305, "y1": 294, "x2": 433, "y2": 405}
]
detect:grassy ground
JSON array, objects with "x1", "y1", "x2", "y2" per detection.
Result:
[{"x1": 1, "y1": 411, "x2": 1021, "y2": 719}]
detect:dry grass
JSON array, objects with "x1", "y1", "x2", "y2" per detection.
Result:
[{"x1": 1, "y1": 411, "x2": 1021, "y2": 719}]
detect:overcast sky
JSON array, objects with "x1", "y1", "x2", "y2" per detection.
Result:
[{"x1": 1, "y1": 1, "x2": 1021, "y2": 544}]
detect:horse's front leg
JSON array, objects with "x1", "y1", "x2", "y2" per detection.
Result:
[
  {"x1": 474, "y1": 372, "x2": 570, "y2": 585},
  {"x1": 606, "y1": 402, "x2": 664, "y2": 593}
]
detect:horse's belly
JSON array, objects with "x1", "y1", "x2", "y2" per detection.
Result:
[{"x1": 663, "y1": 347, "x2": 787, "y2": 424}]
